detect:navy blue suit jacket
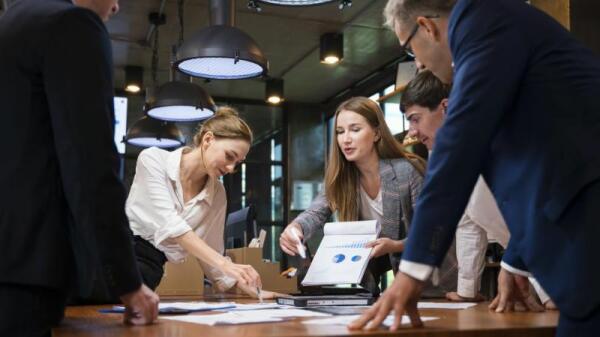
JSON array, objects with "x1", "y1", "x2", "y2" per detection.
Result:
[
  {"x1": 0, "y1": 0, "x2": 141, "y2": 297},
  {"x1": 402, "y1": 0, "x2": 600, "y2": 318}
]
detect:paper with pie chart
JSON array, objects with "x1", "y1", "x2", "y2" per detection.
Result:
[{"x1": 302, "y1": 220, "x2": 380, "y2": 286}]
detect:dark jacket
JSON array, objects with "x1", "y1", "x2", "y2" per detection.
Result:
[
  {"x1": 0, "y1": 0, "x2": 141, "y2": 297},
  {"x1": 403, "y1": 0, "x2": 600, "y2": 318}
]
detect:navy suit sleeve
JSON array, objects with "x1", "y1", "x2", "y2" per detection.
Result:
[
  {"x1": 402, "y1": 1, "x2": 530, "y2": 266},
  {"x1": 42, "y1": 8, "x2": 141, "y2": 296},
  {"x1": 502, "y1": 240, "x2": 528, "y2": 272}
]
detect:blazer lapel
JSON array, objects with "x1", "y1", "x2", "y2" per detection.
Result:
[{"x1": 379, "y1": 159, "x2": 403, "y2": 240}]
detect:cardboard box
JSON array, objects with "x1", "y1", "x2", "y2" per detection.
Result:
[
  {"x1": 226, "y1": 247, "x2": 297, "y2": 294},
  {"x1": 155, "y1": 257, "x2": 204, "y2": 296}
]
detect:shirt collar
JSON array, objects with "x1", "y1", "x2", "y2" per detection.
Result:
[
  {"x1": 166, "y1": 147, "x2": 187, "y2": 182},
  {"x1": 167, "y1": 146, "x2": 216, "y2": 206}
]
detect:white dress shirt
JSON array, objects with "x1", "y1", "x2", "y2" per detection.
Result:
[
  {"x1": 400, "y1": 176, "x2": 550, "y2": 303},
  {"x1": 455, "y1": 176, "x2": 509, "y2": 297},
  {"x1": 126, "y1": 147, "x2": 235, "y2": 289}
]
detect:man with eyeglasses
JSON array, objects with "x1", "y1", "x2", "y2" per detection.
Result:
[{"x1": 349, "y1": 0, "x2": 600, "y2": 336}]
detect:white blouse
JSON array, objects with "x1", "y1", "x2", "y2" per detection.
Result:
[
  {"x1": 126, "y1": 146, "x2": 235, "y2": 288},
  {"x1": 359, "y1": 185, "x2": 383, "y2": 224}
]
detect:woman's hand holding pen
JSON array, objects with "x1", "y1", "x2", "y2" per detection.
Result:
[
  {"x1": 279, "y1": 222, "x2": 305, "y2": 256},
  {"x1": 220, "y1": 259, "x2": 262, "y2": 288}
]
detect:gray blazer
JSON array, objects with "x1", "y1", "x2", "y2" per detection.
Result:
[{"x1": 294, "y1": 158, "x2": 457, "y2": 296}]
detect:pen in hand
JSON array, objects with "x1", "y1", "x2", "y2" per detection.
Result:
[
  {"x1": 257, "y1": 287, "x2": 263, "y2": 304},
  {"x1": 291, "y1": 228, "x2": 307, "y2": 259}
]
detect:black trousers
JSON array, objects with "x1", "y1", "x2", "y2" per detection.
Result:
[
  {"x1": 70, "y1": 236, "x2": 167, "y2": 304},
  {"x1": 0, "y1": 284, "x2": 66, "y2": 337},
  {"x1": 133, "y1": 236, "x2": 167, "y2": 291}
]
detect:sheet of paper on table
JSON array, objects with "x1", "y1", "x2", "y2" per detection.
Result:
[
  {"x1": 417, "y1": 302, "x2": 478, "y2": 310},
  {"x1": 110, "y1": 301, "x2": 236, "y2": 313},
  {"x1": 162, "y1": 308, "x2": 331, "y2": 326},
  {"x1": 302, "y1": 315, "x2": 439, "y2": 326},
  {"x1": 229, "y1": 303, "x2": 291, "y2": 311}
]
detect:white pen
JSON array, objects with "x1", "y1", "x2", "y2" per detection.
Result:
[{"x1": 291, "y1": 227, "x2": 306, "y2": 259}]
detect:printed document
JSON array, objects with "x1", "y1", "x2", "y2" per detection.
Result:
[
  {"x1": 303, "y1": 314, "x2": 439, "y2": 326},
  {"x1": 302, "y1": 220, "x2": 379, "y2": 286}
]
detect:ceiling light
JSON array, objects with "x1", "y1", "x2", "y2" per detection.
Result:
[
  {"x1": 147, "y1": 73, "x2": 215, "y2": 122},
  {"x1": 323, "y1": 55, "x2": 340, "y2": 64},
  {"x1": 265, "y1": 78, "x2": 284, "y2": 104},
  {"x1": 123, "y1": 88, "x2": 186, "y2": 148},
  {"x1": 258, "y1": 0, "x2": 334, "y2": 5},
  {"x1": 124, "y1": 65, "x2": 143, "y2": 93},
  {"x1": 320, "y1": 33, "x2": 343, "y2": 65},
  {"x1": 254, "y1": 0, "x2": 351, "y2": 8},
  {"x1": 124, "y1": 116, "x2": 185, "y2": 148},
  {"x1": 175, "y1": 0, "x2": 268, "y2": 80}
]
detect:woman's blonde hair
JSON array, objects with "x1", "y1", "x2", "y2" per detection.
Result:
[
  {"x1": 193, "y1": 106, "x2": 253, "y2": 146},
  {"x1": 325, "y1": 96, "x2": 425, "y2": 221}
]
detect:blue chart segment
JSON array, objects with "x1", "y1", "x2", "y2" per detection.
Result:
[
  {"x1": 325, "y1": 240, "x2": 369, "y2": 249},
  {"x1": 332, "y1": 254, "x2": 346, "y2": 263}
]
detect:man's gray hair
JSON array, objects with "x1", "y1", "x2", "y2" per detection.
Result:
[{"x1": 383, "y1": 0, "x2": 457, "y2": 30}]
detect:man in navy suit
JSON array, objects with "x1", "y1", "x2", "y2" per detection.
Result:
[
  {"x1": 349, "y1": 0, "x2": 600, "y2": 336},
  {"x1": 0, "y1": 0, "x2": 159, "y2": 335}
]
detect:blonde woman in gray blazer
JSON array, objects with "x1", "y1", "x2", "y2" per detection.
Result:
[{"x1": 280, "y1": 97, "x2": 456, "y2": 296}]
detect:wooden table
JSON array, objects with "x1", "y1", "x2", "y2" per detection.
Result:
[{"x1": 53, "y1": 299, "x2": 558, "y2": 337}]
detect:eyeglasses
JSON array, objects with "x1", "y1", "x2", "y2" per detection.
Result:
[{"x1": 399, "y1": 15, "x2": 440, "y2": 58}]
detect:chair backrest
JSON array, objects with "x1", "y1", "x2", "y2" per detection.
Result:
[{"x1": 224, "y1": 204, "x2": 257, "y2": 249}]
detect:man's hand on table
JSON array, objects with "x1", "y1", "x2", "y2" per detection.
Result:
[
  {"x1": 120, "y1": 284, "x2": 159, "y2": 325},
  {"x1": 348, "y1": 272, "x2": 424, "y2": 331},
  {"x1": 489, "y1": 267, "x2": 544, "y2": 313}
]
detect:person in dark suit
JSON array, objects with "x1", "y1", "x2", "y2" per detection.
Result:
[
  {"x1": 350, "y1": 0, "x2": 600, "y2": 336},
  {"x1": 0, "y1": 0, "x2": 159, "y2": 335}
]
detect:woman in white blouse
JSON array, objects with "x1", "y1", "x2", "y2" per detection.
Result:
[
  {"x1": 126, "y1": 107, "x2": 268, "y2": 298},
  {"x1": 279, "y1": 97, "x2": 457, "y2": 296}
]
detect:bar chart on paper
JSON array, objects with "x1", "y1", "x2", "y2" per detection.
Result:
[{"x1": 324, "y1": 240, "x2": 369, "y2": 249}]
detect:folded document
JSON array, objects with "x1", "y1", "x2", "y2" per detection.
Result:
[{"x1": 302, "y1": 220, "x2": 380, "y2": 286}]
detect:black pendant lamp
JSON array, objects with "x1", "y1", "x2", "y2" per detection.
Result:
[
  {"x1": 147, "y1": 49, "x2": 216, "y2": 122},
  {"x1": 251, "y1": 0, "x2": 351, "y2": 8},
  {"x1": 175, "y1": 0, "x2": 268, "y2": 80},
  {"x1": 258, "y1": 0, "x2": 334, "y2": 5},
  {"x1": 124, "y1": 116, "x2": 185, "y2": 148},
  {"x1": 124, "y1": 88, "x2": 186, "y2": 149}
]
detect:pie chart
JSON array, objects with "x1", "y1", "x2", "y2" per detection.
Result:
[{"x1": 332, "y1": 254, "x2": 345, "y2": 263}]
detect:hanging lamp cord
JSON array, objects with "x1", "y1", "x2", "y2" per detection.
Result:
[
  {"x1": 151, "y1": 24, "x2": 159, "y2": 86},
  {"x1": 177, "y1": 0, "x2": 185, "y2": 47}
]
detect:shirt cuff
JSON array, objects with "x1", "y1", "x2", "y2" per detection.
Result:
[
  {"x1": 399, "y1": 260, "x2": 434, "y2": 282},
  {"x1": 457, "y1": 275, "x2": 479, "y2": 299},
  {"x1": 500, "y1": 261, "x2": 531, "y2": 277},
  {"x1": 529, "y1": 277, "x2": 551, "y2": 304},
  {"x1": 205, "y1": 256, "x2": 237, "y2": 292}
]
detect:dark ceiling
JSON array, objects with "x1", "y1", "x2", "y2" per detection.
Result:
[{"x1": 105, "y1": 0, "x2": 404, "y2": 104}]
